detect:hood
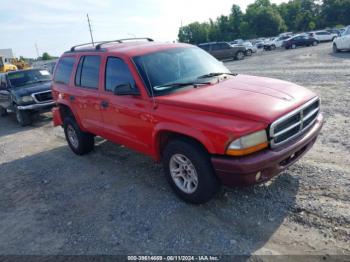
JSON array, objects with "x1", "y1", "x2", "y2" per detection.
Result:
[
  {"x1": 156, "y1": 74, "x2": 317, "y2": 124},
  {"x1": 12, "y1": 81, "x2": 52, "y2": 97}
]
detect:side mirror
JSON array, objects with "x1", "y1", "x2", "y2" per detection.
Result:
[{"x1": 114, "y1": 83, "x2": 140, "y2": 96}]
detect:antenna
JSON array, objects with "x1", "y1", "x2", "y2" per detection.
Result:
[{"x1": 87, "y1": 14, "x2": 95, "y2": 46}]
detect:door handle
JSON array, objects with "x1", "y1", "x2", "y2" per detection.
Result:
[
  {"x1": 69, "y1": 95, "x2": 75, "y2": 101},
  {"x1": 101, "y1": 100, "x2": 109, "y2": 108}
]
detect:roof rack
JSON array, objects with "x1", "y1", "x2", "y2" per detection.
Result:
[
  {"x1": 95, "y1": 37, "x2": 154, "y2": 50},
  {"x1": 70, "y1": 41, "x2": 106, "y2": 52},
  {"x1": 69, "y1": 38, "x2": 154, "y2": 52}
]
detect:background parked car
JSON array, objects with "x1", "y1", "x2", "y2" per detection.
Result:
[
  {"x1": 309, "y1": 30, "x2": 337, "y2": 42},
  {"x1": 242, "y1": 41, "x2": 257, "y2": 55},
  {"x1": 283, "y1": 35, "x2": 319, "y2": 49},
  {"x1": 333, "y1": 26, "x2": 350, "y2": 52},
  {"x1": 253, "y1": 40, "x2": 265, "y2": 49},
  {"x1": 0, "y1": 69, "x2": 54, "y2": 126},
  {"x1": 198, "y1": 42, "x2": 246, "y2": 60},
  {"x1": 229, "y1": 40, "x2": 257, "y2": 56},
  {"x1": 326, "y1": 28, "x2": 341, "y2": 37}
]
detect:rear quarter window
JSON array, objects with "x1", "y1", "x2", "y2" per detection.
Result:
[{"x1": 54, "y1": 57, "x2": 75, "y2": 85}]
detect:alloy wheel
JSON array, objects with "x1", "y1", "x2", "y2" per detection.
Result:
[
  {"x1": 67, "y1": 125, "x2": 79, "y2": 149},
  {"x1": 169, "y1": 154, "x2": 198, "y2": 194}
]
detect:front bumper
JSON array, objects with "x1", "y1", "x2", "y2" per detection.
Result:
[
  {"x1": 211, "y1": 113, "x2": 323, "y2": 186},
  {"x1": 17, "y1": 101, "x2": 55, "y2": 110}
]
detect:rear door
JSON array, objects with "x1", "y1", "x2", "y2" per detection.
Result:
[
  {"x1": 99, "y1": 56, "x2": 154, "y2": 154},
  {"x1": 72, "y1": 55, "x2": 104, "y2": 135}
]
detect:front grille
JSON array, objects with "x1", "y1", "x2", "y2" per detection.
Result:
[
  {"x1": 33, "y1": 91, "x2": 53, "y2": 103},
  {"x1": 270, "y1": 97, "x2": 320, "y2": 148}
]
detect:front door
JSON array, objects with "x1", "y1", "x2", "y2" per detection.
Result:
[
  {"x1": 99, "y1": 56, "x2": 154, "y2": 155},
  {"x1": 0, "y1": 75, "x2": 10, "y2": 109}
]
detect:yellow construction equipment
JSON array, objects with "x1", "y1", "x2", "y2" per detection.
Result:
[
  {"x1": 9, "y1": 58, "x2": 31, "y2": 70},
  {"x1": 0, "y1": 57, "x2": 17, "y2": 72}
]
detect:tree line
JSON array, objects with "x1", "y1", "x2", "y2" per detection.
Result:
[{"x1": 178, "y1": 0, "x2": 350, "y2": 44}]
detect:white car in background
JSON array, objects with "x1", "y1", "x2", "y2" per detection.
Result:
[
  {"x1": 242, "y1": 41, "x2": 257, "y2": 55},
  {"x1": 333, "y1": 26, "x2": 350, "y2": 52},
  {"x1": 309, "y1": 30, "x2": 337, "y2": 42},
  {"x1": 264, "y1": 35, "x2": 291, "y2": 49},
  {"x1": 272, "y1": 35, "x2": 291, "y2": 48}
]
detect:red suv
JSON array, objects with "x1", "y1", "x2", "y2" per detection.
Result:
[{"x1": 52, "y1": 38, "x2": 323, "y2": 203}]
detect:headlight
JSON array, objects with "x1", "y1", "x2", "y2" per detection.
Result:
[
  {"x1": 19, "y1": 96, "x2": 34, "y2": 103},
  {"x1": 226, "y1": 130, "x2": 268, "y2": 156}
]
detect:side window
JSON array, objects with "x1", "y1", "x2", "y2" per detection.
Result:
[
  {"x1": 105, "y1": 57, "x2": 136, "y2": 92},
  {"x1": 75, "y1": 56, "x2": 101, "y2": 89},
  {"x1": 54, "y1": 57, "x2": 75, "y2": 84},
  {"x1": 221, "y1": 43, "x2": 231, "y2": 49},
  {"x1": 199, "y1": 45, "x2": 209, "y2": 51},
  {"x1": 212, "y1": 44, "x2": 220, "y2": 51},
  {"x1": 345, "y1": 28, "x2": 350, "y2": 35}
]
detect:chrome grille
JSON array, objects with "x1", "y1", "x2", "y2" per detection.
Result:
[
  {"x1": 270, "y1": 97, "x2": 320, "y2": 148},
  {"x1": 32, "y1": 91, "x2": 53, "y2": 103}
]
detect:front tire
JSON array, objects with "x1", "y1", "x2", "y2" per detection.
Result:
[
  {"x1": 333, "y1": 43, "x2": 339, "y2": 53},
  {"x1": 15, "y1": 106, "x2": 32, "y2": 126},
  {"x1": 63, "y1": 117, "x2": 94, "y2": 155},
  {"x1": 235, "y1": 51, "x2": 245, "y2": 60},
  {"x1": 162, "y1": 138, "x2": 220, "y2": 204}
]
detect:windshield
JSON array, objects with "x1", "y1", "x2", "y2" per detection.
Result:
[
  {"x1": 8, "y1": 69, "x2": 51, "y2": 88},
  {"x1": 133, "y1": 47, "x2": 230, "y2": 95}
]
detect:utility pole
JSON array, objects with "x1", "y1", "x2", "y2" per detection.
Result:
[
  {"x1": 35, "y1": 43, "x2": 40, "y2": 59},
  {"x1": 87, "y1": 14, "x2": 95, "y2": 46}
]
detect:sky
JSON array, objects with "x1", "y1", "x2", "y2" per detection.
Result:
[{"x1": 0, "y1": 0, "x2": 285, "y2": 58}]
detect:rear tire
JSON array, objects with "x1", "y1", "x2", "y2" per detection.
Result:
[
  {"x1": 0, "y1": 107, "x2": 7, "y2": 117},
  {"x1": 15, "y1": 106, "x2": 32, "y2": 126},
  {"x1": 162, "y1": 138, "x2": 220, "y2": 204},
  {"x1": 63, "y1": 117, "x2": 94, "y2": 155}
]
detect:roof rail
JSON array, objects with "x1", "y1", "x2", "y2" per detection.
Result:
[
  {"x1": 69, "y1": 38, "x2": 154, "y2": 52},
  {"x1": 70, "y1": 41, "x2": 106, "y2": 52},
  {"x1": 95, "y1": 37, "x2": 154, "y2": 50}
]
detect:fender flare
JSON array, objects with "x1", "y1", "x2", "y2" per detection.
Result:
[{"x1": 152, "y1": 122, "x2": 217, "y2": 160}]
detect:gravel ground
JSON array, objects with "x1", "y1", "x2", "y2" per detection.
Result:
[{"x1": 0, "y1": 43, "x2": 349, "y2": 257}]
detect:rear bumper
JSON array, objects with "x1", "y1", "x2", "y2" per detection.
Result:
[
  {"x1": 211, "y1": 113, "x2": 323, "y2": 187},
  {"x1": 17, "y1": 101, "x2": 55, "y2": 110}
]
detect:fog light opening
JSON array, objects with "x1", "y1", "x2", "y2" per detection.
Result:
[{"x1": 255, "y1": 171, "x2": 262, "y2": 181}]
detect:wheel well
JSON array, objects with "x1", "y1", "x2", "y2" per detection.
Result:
[
  {"x1": 157, "y1": 131, "x2": 209, "y2": 158},
  {"x1": 58, "y1": 104, "x2": 74, "y2": 120}
]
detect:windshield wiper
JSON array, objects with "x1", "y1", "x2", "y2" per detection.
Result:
[
  {"x1": 197, "y1": 72, "x2": 237, "y2": 79},
  {"x1": 153, "y1": 81, "x2": 211, "y2": 91}
]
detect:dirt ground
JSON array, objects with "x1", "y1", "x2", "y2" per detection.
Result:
[{"x1": 0, "y1": 43, "x2": 349, "y2": 257}]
